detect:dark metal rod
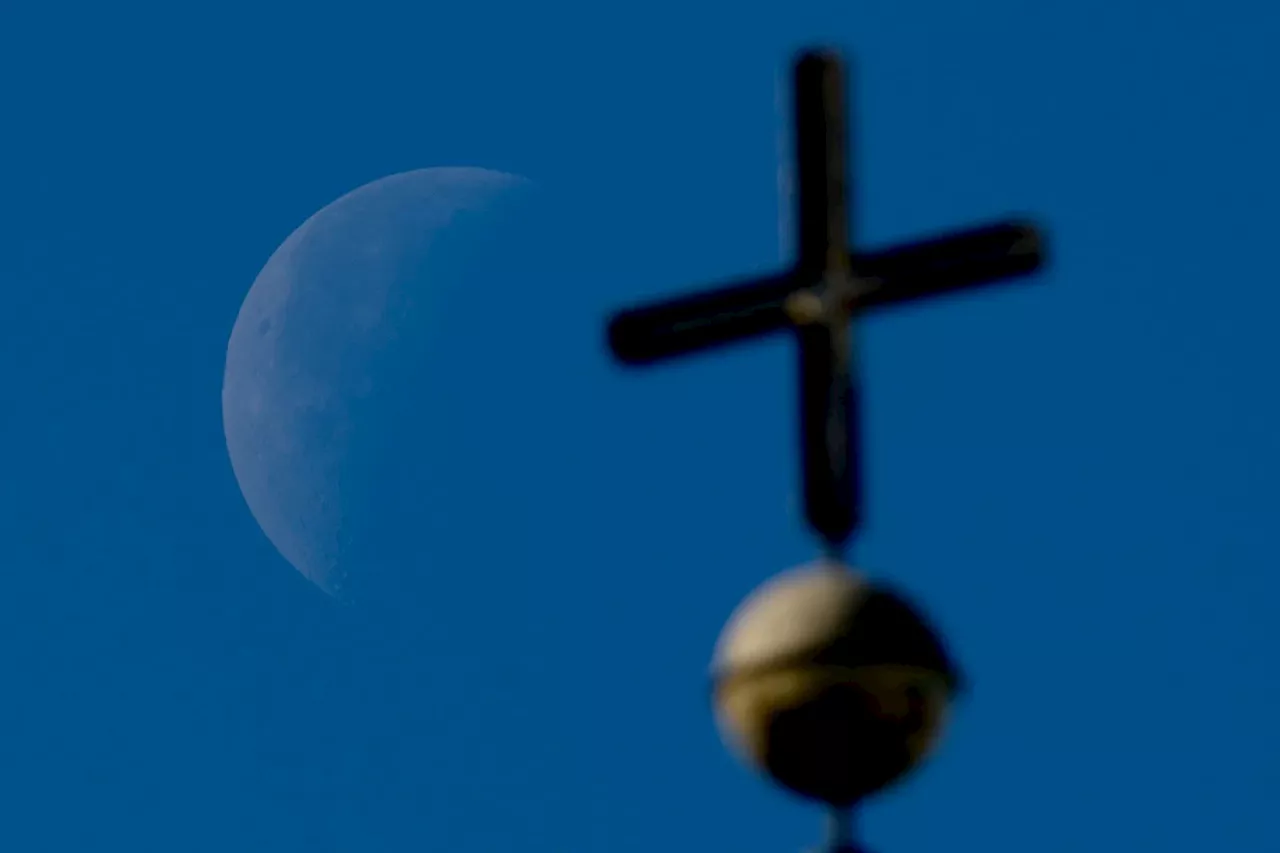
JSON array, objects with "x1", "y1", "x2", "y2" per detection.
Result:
[
  {"x1": 606, "y1": 272, "x2": 796, "y2": 365},
  {"x1": 794, "y1": 48, "x2": 852, "y2": 278},
  {"x1": 791, "y1": 49, "x2": 859, "y2": 550},
  {"x1": 798, "y1": 322, "x2": 859, "y2": 550},
  {"x1": 605, "y1": 220, "x2": 1044, "y2": 365},
  {"x1": 823, "y1": 806, "x2": 870, "y2": 853},
  {"x1": 855, "y1": 219, "x2": 1045, "y2": 309}
]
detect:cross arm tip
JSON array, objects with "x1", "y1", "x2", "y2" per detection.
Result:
[
  {"x1": 605, "y1": 311, "x2": 661, "y2": 365},
  {"x1": 795, "y1": 46, "x2": 845, "y2": 67},
  {"x1": 1004, "y1": 218, "x2": 1048, "y2": 267}
]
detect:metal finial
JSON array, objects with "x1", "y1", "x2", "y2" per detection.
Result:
[{"x1": 607, "y1": 42, "x2": 1048, "y2": 853}]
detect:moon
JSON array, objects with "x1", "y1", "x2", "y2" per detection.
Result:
[{"x1": 222, "y1": 167, "x2": 536, "y2": 598}]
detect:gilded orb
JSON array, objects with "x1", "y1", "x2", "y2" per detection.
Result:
[{"x1": 711, "y1": 560, "x2": 962, "y2": 806}]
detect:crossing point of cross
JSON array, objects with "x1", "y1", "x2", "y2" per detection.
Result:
[{"x1": 606, "y1": 47, "x2": 1046, "y2": 556}]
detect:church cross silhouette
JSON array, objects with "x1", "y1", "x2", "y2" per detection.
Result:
[{"x1": 607, "y1": 48, "x2": 1046, "y2": 557}]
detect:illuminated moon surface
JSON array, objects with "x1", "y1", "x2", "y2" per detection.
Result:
[{"x1": 222, "y1": 167, "x2": 535, "y2": 597}]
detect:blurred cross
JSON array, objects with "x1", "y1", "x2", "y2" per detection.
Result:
[{"x1": 606, "y1": 48, "x2": 1045, "y2": 557}]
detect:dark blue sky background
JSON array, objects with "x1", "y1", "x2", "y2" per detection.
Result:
[{"x1": 3, "y1": 1, "x2": 1278, "y2": 851}]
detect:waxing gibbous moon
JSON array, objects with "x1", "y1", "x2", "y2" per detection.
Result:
[{"x1": 222, "y1": 167, "x2": 537, "y2": 598}]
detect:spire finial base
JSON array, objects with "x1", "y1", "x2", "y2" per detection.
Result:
[{"x1": 820, "y1": 805, "x2": 872, "y2": 853}]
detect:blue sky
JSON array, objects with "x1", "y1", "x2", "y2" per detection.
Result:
[{"x1": 2, "y1": 2, "x2": 1278, "y2": 852}]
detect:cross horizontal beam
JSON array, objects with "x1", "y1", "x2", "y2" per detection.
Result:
[{"x1": 607, "y1": 220, "x2": 1044, "y2": 365}]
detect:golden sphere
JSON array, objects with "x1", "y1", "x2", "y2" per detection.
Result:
[{"x1": 710, "y1": 560, "x2": 961, "y2": 806}]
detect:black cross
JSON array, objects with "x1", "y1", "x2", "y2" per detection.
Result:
[{"x1": 606, "y1": 48, "x2": 1046, "y2": 557}]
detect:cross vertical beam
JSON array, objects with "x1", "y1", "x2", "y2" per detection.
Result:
[
  {"x1": 794, "y1": 50, "x2": 852, "y2": 280},
  {"x1": 791, "y1": 51, "x2": 859, "y2": 551}
]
